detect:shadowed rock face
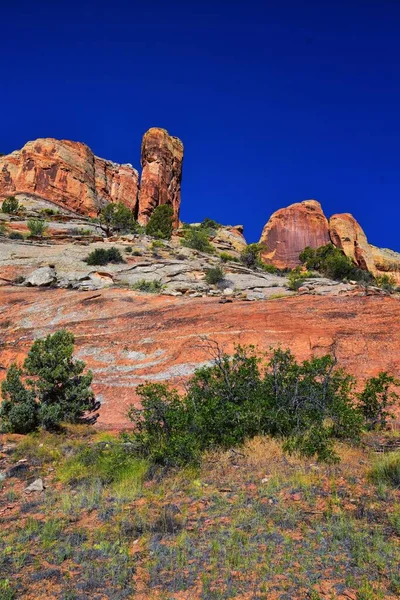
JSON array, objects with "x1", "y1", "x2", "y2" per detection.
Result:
[
  {"x1": 259, "y1": 200, "x2": 330, "y2": 269},
  {"x1": 0, "y1": 139, "x2": 139, "y2": 217},
  {"x1": 0, "y1": 287, "x2": 399, "y2": 428},
  {"x1": 138, "y1": 128, "x2": 184, "y2": 227}
]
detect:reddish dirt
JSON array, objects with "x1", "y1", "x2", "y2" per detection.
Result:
[{"x1": 0, "y1": 286, "x2": 399, "y2": 428}]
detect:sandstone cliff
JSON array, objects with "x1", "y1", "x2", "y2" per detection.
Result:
[
  {"x1": 0, "y1": 127, "x2": 184, "y2": 226},
  {"x1": 259, "y1": 200, "x2": 400, "y2": 283},
  {"x1": 138, "y1": 127, "x2": 184, "y2": 227},
  {"x1": 0, "y1": 138, "x2": 139, "y2": 217},
  {"x1": 259, "y1": 200, "x2": 330, "y2": 269}
]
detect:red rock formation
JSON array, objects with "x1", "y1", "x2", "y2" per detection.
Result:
[
  {"x1": 0, "y1": 138, "x2": 139, "y2": 217},
  {"x1": 330, "y1": 213, "x2": 400, "y2": 284},
  {"x1": 138, "y1": 128, "x2": 184, "y2": 227},
  {"x1": 0, "y1": 287, "x2": 399, "y2": 429},
  {"x1": 259, "y1": 200, "x2": 330, "y2": 269},
  {"x1": 329, "y1": 213, "x2": 375, "y2": 272}
]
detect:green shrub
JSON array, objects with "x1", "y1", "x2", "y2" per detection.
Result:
[
  {"x1": 199, "y1": 217, "x2": 221, "y2": 235},
  {"x1": 299, "y1": 244, "x2": 374, "y2": 282},
  {"x1": 86, "y1": 247, "x2": 124, "y2": 266},
  {"x1": 375, "y1": 274, "x2": 396, "y2": 291},
  {"x1": 125, "y1": 246, "x2": 133, "y2": 253},
  {"x1": 27, "y1": 219, "x2": 47, "y2": 237},
  {"x1": 358, "y1": 372, "x2": 399, "y2": 430},
  {"x1": 219, "y1": 252, "x2": 239, "y2": 263},
  {"x1": 145, "y1": 205, "x2": 174, "y2": 239},
  {"x1": 8, "y1": 231, "x2": 24, "y2": 240},
  {"x1": 151, "y1": 240, "x2": 165, "y2": 253},
  {"x1": 39, "y1": 208, "x2": 58, "y2": 217},
  {"x1": 131, "y1": 279, "x2": 163, "y2": 293},
  {"x1": 0, "y1": 364, "x2": 39, "y2": 434},
  {"x1": 260, "y1": 262, "x2": 278, "y2": 274},
  {"x1": 0, "y1": 330, "x2": 98, "y2": 433},
  {"x1": 1, "y1": 196, "x2": 19, "y2": 214},
  {"x1": 181, "y1": 228, "x2": 215, "y2": 253},
  {"x1": 204, "y1": 266, "x2": 224, "y2": 285},
  {"x1": 287, "y1": 268, "x2": 312, "y2": 291},
  {"x1": 370, "y1": 452, "x2": 400, "y2": 487},
  {"x1": 129, "y1": 344, "x2": 369, "y2": 466},
  {"x1": 240, "y1": 243, "x2": 263, "y2": 268},
  {"x1": 99, "y1": 202, "x2": 140, "y2": 236}
]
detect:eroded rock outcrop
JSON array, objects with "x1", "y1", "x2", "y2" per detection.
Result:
[
  {"x1": 259, "y1": 200, "x2": 330, "y2": 269},
  {"x1": 0, "y1": 139, "x2": 139, "y2": 217},
  {"x1": 329, "y1": 213, "x2": 375, "y2": 272},
  {"x1": 138, "y1": 128, "x2": 184, "y2": 227}
]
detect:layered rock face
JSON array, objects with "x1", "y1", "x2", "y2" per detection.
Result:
[
  {"x1": 259, "y1": 200, "x2": 330, "y2": 269},
  {"x1": 1, "y1": 287, "x2": 399, "y2": 428},
  {"x1": 0, "y1": 139, "x2": 139, "y2": 217},
  {"x1": 0, "y1": 127, "x2": 184, "y2": 225},
  {"x1": 138, "y1": 128, "x2": 184, "y2": 227}
]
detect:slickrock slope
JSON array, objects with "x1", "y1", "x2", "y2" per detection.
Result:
[
  {"x1": 138, "y1": 128, "x2": 184, "y2": 227},
  {"x1": 0, "y1": 139, "x2": 139, "y2": 216},
  {"x1": 371, "y1": 246, "x2": 400, "y2": 284},
  {"x1": 0, "y1": 287, "x2": 398, "y2": 428},
  {"x1": 259, "y1": 200, "x2": 330, "y2": 269}
]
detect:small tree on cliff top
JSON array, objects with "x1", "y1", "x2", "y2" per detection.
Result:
[{"x1": 145, "y1": 204, "x2": 174, "y2": 240}]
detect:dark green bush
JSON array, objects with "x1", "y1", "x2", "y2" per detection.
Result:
[
  {"x1": 145, "y1": 205, "x2": 174, "y2": 240},
  {"x1": 8, "y1": 231, "x2": 24, "y2": 240},
  {"x1": 128, "y1": 344, "x2": 389, "y2": 466},
  {"x1": 204, "y1": 265, "x2": 224, "y2": 285},
  {"x1": 299, "y1": 244, "x2": 374, "y2": 282},
  {"x1": 86, "y1": 247, "x2": 124, "y2": 266},
  {"x1": 99, "y1": 202, "x2": 140, "y2": 237},
  {"x1": 0, "y1": 330, "x2": 97, "y2": 433},
  {"x1": 0, "y1": 364, "x2": 39, "y2": 434},
  {"x1": 358, "y1": 372, "x2": 399, "y2": 430},
  {"x1": 131, "y1": 279, "x2": 163, "y2": 293},
  {"x1": 240, "y1": 243, "x2": 263, "y2": 268},
  {"x1": 1, "y1": 196, "x2": 19, "y2": 214},
  {"x1": 219, "y1": 252, "x2": 239, "y2": 263},
  {"x1": 181, "y1": 228, "x2": 215, "y2": 253}
]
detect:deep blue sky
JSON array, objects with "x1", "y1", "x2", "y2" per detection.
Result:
[{"x1": 3, "y1": 1, "x2": 400, "y2": 249}]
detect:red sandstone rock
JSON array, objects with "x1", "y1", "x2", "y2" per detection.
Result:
[
  {"x1": 0, "y1": 287, "x2": 398, "y2": 429},
  {"x1": 0, "y1": 138, "x2": 139, "y2": 217},
  {"x1": 330, "y1": 213, "x2": 400, "y2": 284},
  {"x1": 259, "y1": 200, "x2": 330, "y2": 269},
  {"x1": 138, "y1": 128, "x2": 183, "y2": 227},
  {"x1": 329, "y1": 213, "x2": 375, "y2": 272}
]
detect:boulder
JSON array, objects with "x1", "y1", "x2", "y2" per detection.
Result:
[
  {"x1": 259, "y1": 200, "x2": 330, "y2": 269},
  {"x1": 25, "y1": 266, "x2": 56, "y2": 287},
  {"x1": 138, "y1": 128, "x2": 183, "y2": 228},
  {"x1": 25, "y1": 478, "x2": 44, "y2": 492},
  {"x1": 0, "y1": 139, "x2": 139, "y2": 217}
]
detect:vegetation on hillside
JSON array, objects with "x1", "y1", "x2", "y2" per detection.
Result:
[
  {"x1": 0, "y1": 330, "x2": 98, "y2": 433},
  {"x1": 98, "y1": 202, "x2": 141, "y2": 237},
  {"x1": 145, "y1": 204, "x2": 174, "y2": 239},
  {"x1": 1, "y1": 196, "x2": 19, "y2": 214},
  {"x1": 0, "y1": 331, "x2": 400, "y2": 598},
  {"x1": 85, "y1": 247, "x2": 124, "y2": 266}
]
